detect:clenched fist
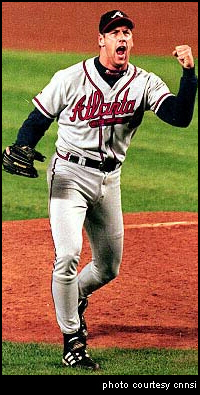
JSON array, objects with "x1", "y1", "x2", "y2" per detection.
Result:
[{"x1": 172, "y1": 45, "x2": 194, "y2": 69}]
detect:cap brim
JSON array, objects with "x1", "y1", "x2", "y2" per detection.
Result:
[{"x1": 101, "y1": 17, "x2": 134, "y2": 33}]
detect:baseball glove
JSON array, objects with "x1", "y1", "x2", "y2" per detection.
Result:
[{"x1": 2, "y1": 144, "x2": 46, "y2": 178}]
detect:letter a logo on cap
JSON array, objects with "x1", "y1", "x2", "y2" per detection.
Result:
[{"x1": 111, "y1": 11, "x2": 124, "y2": 19}]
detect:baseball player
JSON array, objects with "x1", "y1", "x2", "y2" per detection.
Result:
[{"x1": 2, "y1": 10, "x2": 197, "y2": 370}]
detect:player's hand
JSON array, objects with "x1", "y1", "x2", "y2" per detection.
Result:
[{"x1": 172, "y1": 45, "x2": 194, "y2": 69}]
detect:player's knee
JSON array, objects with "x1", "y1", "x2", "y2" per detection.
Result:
[
  {"x1": 53, "y1": 253, "x2": 79, "y2": 282},
  {"x1": 102, "y1": 261, "x2": 120, "y2": 283}
]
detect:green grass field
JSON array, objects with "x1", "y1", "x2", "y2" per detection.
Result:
[
  {"x1": 2, "y1": 50, "x2": 198, "y2": 376},
  {"x1": 2, "y1": 342, "x2": 198, "y2": 376}
]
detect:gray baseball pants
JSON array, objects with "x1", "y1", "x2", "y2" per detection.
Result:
[{"x1": 47, "y1": 153, "x2": 124, "y2": 334}]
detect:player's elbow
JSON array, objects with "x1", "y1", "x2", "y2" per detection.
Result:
[
  {"x1": 176, "y1": 116, "x2": 193, "y2": 128},
  {"x1": 169, "y1": 112, "x2": 193, "y2": 127}
]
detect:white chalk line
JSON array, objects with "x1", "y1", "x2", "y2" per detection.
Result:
[{"x1": 124, "y1": 221, "x2": 198, "y2": 229}]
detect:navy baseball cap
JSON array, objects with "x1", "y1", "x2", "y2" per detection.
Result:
[{"x1": 99, "y1": 10, "x2": 134, "y2": 34}]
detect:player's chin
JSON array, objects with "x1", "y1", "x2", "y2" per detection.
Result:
[{"x1": 115, "y1": 54, "x2": 127, "y2": 66}]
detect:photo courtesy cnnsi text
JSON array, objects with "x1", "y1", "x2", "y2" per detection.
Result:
[{"x1": 102, "y1": 380, "x2": 197, "y2": 390}]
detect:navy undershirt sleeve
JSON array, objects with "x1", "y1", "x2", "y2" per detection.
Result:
[
  {"x1": 16, "y1": 108, "x2": 54, "y2": 148},
  {"x1": 156, "y1": 68, "x2": 198, "y2": 127}
]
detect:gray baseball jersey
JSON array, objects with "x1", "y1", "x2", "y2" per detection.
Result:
[{"x1": 33, "y1": 57, "x2": 173, "y2": 162}]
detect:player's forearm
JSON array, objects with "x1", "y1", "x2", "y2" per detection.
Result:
[
  {"x1": 157, "y1": 68, "x2": 198, "y2": 127},
  {"x1": 16, "y1": 108, "x2": 53, "y2": 147}
]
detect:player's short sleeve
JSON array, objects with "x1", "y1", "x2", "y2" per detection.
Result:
[
  {"x1": 145, "y1": 72, "x2": 174, "y2": 113},
  {"x1": 32, "y1": 70, "x2": 67, "y2": 119}
]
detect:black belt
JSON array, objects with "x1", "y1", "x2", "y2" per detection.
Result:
[{"x1": 57, "y1": 151, "x2": 122, "y2": 172}]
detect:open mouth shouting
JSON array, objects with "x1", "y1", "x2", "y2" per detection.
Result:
[{"x1": 116, "y1": 45, "x2": 127, "y2": 60}]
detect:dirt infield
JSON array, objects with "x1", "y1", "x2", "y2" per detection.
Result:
[
  {"x1": 2, "y1": 212, "x2": 198, "y2": 349},
  {"x1": 2, "y1": 2, "x2": 198, "y2": 56}
]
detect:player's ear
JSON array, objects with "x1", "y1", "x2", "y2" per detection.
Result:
[{"x1": 98, "y1": 33, "x2": 105, "y2": 47}]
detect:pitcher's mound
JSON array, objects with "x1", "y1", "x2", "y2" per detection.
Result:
[{"x1": 2, "y1": 212, "x2": 198, "y2": 349}]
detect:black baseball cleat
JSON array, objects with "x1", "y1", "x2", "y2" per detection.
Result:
[
  {"x1": 78, "y1": 298, "x2": 88, "y2": 337},
  {"x1": 62, "y1": 333, "x2": 100, "y2": 370}
]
